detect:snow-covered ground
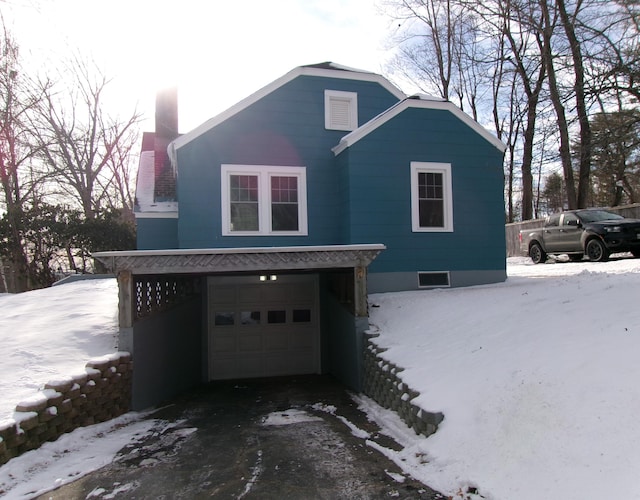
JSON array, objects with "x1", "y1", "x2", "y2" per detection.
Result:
[
  {"x1": 0, "y1": 278, "x2": 119, "y2": 419},
  {"x1": 1, "y1": 256, "x2": 639, "y2": 499},
  {"x1": 367, "y1": 254, "x2": 640, "y2": 499}
]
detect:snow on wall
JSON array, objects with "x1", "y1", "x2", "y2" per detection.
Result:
[
  {"x1": 0, "y1": 352, "x2": 132, "y2": 465},
  {"x1": 363, "y1": 331, "x2": 443, "y2": 437}
]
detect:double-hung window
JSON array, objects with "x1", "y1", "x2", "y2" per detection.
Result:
[
  {"x1": 411, "y1": 162, "x2": 454, "y2": 232},
  {"x1": 221, "y1": 165, "x2": 308, "y2": 236}
]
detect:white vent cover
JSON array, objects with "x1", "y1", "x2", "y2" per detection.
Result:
[{"x1": 325, "y1": 90, "x2": 357, "y2": 131}]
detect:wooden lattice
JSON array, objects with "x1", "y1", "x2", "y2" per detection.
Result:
[
  {"x1": 96, "y1": 246, "x2": 384, "y2": 275},
  {"x1": 134, "y1": 275, "x2": 200, "y2": 320}
]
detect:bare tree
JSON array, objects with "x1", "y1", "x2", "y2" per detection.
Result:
[
  {"x1": 32, "y1": 57, "x2": 141, "y2": 219},
  {"x1": 382, "y1": 0, "x2": 640, "y2": 220},
  {"x1": 499, "y1": 0, "x2": 548, "y2": 219},
  {"x1": 538, "y1": 0, "x2": 579, "y2": 208},
  {"x1": 1, "y1": 36, "x2": 141, "y2": 291},
  {"x1": 99, "y1": 125, "x2": 138, "y2": 224},
  {"x1": 557, "y1": 0, "x2": 593, "y2": 207},
  {"x1": 0, "y1": 22, "x2": 52, "y2": 291},
  {"x1": 385, "y1": 0, "x2": 478, "y2": 106},
  {"x1": 384, "y1": 0, "x2": 550, "y2": 220}
]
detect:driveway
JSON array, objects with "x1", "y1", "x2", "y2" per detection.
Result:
[{"x1": 37, "y1": 375, "x2": 444, "y2": 499}]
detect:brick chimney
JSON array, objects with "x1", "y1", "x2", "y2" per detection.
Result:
[{"x1": 154, "y1": 87, "x2": 179, "y2": 200}]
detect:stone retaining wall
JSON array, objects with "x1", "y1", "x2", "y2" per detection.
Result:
[
  {"x1": 363, "y1": 332, "x2": 444, "y2": 437},
  {"x1": 0, "y1": 352, "x2": 132, "y2": 465}
]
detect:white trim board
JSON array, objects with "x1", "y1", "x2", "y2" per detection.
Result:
[
  {"x1": 332, "y1": 96, "x2": 507, "y2": 155},
  {"x1": 134, "y1": 211, "x2": 179, "y2": 219}
]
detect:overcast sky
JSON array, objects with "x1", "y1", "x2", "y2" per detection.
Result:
[{"x1": 4, "y1": 0, "x2": 404, "y2": 132}]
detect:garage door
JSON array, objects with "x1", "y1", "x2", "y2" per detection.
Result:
[{"x1": 207, "y1": 274, "x2": 320, "y2": 380}]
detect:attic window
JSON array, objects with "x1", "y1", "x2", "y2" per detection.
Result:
[{"x1": 325, "y1": 90, "x2": 357, "y2": 131}]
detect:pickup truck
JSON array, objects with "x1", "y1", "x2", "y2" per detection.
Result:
[{"x1": 519, "y1": 209, "x2": 640, "y2": 263}]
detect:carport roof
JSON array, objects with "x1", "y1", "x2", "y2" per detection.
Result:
[{"x1": 93, "y1": 244, "x2": 386, "y2": 275}]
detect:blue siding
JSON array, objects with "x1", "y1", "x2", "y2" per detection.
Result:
[
  {"x1": 343, "y1": 108, "x2": 506, "y2": 275},
  {"x1": 136, "y1": 217, "x2": 178, "y2": 250},
  {"x1": 319, "y1": 277, "x2": 361, "y2": 390},
  {"x1": 162, "y1": 70, "x2": 506, "y2": 288},
  {"x1": 335, "y1": 150, "x2": 352, "y2": 242},
  {"x1": 131, "y1": 298, "x2": 202, "y2": 410},
  {"x1": 176, "y1": 75, "x2": 399, "y2": 249}
]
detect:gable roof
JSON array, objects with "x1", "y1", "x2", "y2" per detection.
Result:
[
  {"x1": 332, "y1": 94, "x2": 507, "y2": 155},
  {"x1": 170, "y1": 62, "x2": 406, "y2": 152}
]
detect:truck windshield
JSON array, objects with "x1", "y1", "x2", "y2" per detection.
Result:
[{"x1": 576, "y1": 210, "x2": 623, "y2": 222}]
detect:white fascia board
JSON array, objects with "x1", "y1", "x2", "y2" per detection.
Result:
[
  {"x1": 332, "y1": 98, "x2": 507, "y2": 156},
  {"x1": 171, "y1": 66, "x2": 406, "y2": 151},
  {"x1": 135, "y1": 211, "x2": 179, "y2": 219}
]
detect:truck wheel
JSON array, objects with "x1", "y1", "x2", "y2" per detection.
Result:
[
  {"x1": 585, "y1": 239, "x2": 609, "y2": 262},
  {"x1": 529, "y1": 242, "x2": 547, "y2": 264}
]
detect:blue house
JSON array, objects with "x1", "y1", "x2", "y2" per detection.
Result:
[{"x1": 96, "y1": 62, "x2": 506, "y2": 410}]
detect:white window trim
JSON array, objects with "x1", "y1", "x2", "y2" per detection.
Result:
[
  {"x1": 221, "y1": 164, "x2": 308, "y2": 236},
  {"x1": 324, "y1": 90, "x2": 358, "y2": 131},
  {"x1": 410, "y1": 162, "x2": 454, "y2": 232}
]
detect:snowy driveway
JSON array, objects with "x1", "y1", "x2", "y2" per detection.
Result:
[{"x1": 34, "y1": 376, "x2": 443, "y2": 499}]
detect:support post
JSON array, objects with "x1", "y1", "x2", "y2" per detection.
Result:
[
  {"x1": 354, "y1": 265, "x2": 368, "y2": 318},
  {"x1": 117, "y1": 270, "x2": 133, "y2": 328},
  {"x1": 117, "y1": 270, "x2": 134, "y2": 354}
]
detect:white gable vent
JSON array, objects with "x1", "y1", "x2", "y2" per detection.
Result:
[{"x1": 325, "y1": 90, "x2": 357, "y2": 131}]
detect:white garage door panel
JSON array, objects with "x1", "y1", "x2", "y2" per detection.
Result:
[
  {"x1": 238, "y1": 333, "x2": 262, "y2": 351},
  {"x1": 290, "y1": 331, "x2": 314, "y2": 349},
  {"x1": 267, "y1": 286, "x2": 289, "y2": 301},
  {"x1": 237, "y1": 356, "x2": 265, "y2": 377},
  {"x1": 208, "y1": 275, "x2": 319, "y2": 380},
  {"x1": 213, "y1": 286, "x2": 237, "y2": 304},
  {"x1": 265, "y1": 332, "x2": 288, "y2": 350},
  {"x1": 212, "y1": 334, "x2": 236, "y2": 353},
  {"x1": 241, "y1": 286, "x2": 262, "y2": 302}
]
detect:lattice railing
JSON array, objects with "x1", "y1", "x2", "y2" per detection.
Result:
[{"x1": 134, "y1": 275, "x2": 201, "y2": 320}]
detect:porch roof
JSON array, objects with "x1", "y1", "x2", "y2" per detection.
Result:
[{"x1": 93, "y1": 244, "x2": 386, "y2": 275}]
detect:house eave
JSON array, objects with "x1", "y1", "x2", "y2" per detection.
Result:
[
  {"x1": 171, "y1": 65, "x2": 406, "y2": 152},
  {"x1": 93, "y1": 244, "x2": 386, "y2": 275},
  {"x1": 332, "y1": 97, "x2": 507, "y2": 156}
]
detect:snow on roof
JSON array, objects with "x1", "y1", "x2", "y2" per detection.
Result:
[
  {"x1": 301, "y1": 61, "x2": 375, "y2": 73},
  {"x1": 134, "y1": 150, "x2": 178, "y2": 215},
  {"x1": 332, "y1": 94, "x2": 506, "y2": 155},
  {"x1": 170, "y1": 62, "x2": 406, "y2": 152},
  {"x1": 135, "y1": 151, "x2": 155, "y2": 209},
  {"x1": 408, "y1": 93, "x2": 447, "y2": 102}
]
